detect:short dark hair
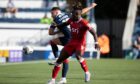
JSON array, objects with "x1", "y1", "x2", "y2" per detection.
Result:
[
  {"x1": 72, "y1": 2, "x2": 83, "y2": 10},
  {"x1": 51, "y1": 7, "x2": 61, "y2": 11}
]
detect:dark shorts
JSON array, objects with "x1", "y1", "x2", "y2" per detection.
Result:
[{"x1": 59, "y1": 37, "x2": 70, "y2": 46}]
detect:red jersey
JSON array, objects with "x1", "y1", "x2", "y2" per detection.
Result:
[
  {"x1": 67, "y1": 18, "x2": 92, "y2": 44},
  {"x1": 63, "y1": 18, "x2": 92, "y2": 56}
]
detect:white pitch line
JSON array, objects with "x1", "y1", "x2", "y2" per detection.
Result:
[
  {"x1": 0, "y1": 60, "x2": 48, "y2": 66},
  {"x1": 0, "y1": 58, "x2": 93, "y2": 66}
]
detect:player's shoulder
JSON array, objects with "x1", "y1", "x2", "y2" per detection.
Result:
[
  {"x1": 80, "y1": 18, "x2": 89, "y2": 25},
  {"x1": 67, "y1": 18, "x2": 73, "y2": 24},
  {"x1": 80, "y1": 18, "x2": 92, "y2": 29},
  {"x1": 57, "y1": 13, "x2": 68, "y2": 18}
]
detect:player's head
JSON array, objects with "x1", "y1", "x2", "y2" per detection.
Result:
[
  {"x1": 51, "y1": 7, "x2": 61, "y2": 18},
  {"x1": 71, "y1": 4, "x2": 82, "y2": 21}
]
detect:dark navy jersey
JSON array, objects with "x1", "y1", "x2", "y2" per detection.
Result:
[{"x1": 53, "y1": 13, "x2": 71, "y2": 39}]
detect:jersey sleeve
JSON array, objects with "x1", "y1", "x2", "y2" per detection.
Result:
[
  {"x1": 67, "y1": 18, "x2": 72, "y2": 24},
  {"x1": 83, "y1": 20, "x2": 92, "y2": 30},
  {"x1": 86, "y1": 23, "x2": 92, "y2": 30}
]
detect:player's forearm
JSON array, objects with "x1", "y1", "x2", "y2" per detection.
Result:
[
  {"x1": 89, "y1": 28, "x2": 100, "y2": 50},
  {"x1": 89, "y1": 29, "x2": 98, "y2": 43},
  {"x1": 82, "y1": 7, "x2": 93, "y2": 14},
  {"x1": 93, "y1": 33, "x2": 98, "y2": 43},
  {"x1": 82, "y1": 3, "x2": 97, "y2": 14},
  {"x1": 50, "y1": 22, "x2": 69, "y2": 30},
  {"x1": 50, "y1": 31, "x2": 61, "y2": 35},
  {"x1": 49, "y1": 29, "x2": 60, "y2": 35}
]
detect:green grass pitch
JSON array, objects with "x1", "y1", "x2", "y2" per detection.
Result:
[{"x1": 0, "y1": 59, "x2": 140, "y2": 84}]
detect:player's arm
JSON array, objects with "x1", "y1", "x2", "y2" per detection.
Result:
[
  {"x1": 49, "y1": 22, "x2": 69, "y2": 34},
  {"x1": 89, "y1": 28, "x2": 100, "y2": 50},
  {"x1": 53, "y1": 22, "x2": 69, "y2": 30},
  {"x1": 51, "y1": 18, "x2": 70, "y2": 31},
  {"x1": 81, "y1": 3, "x2": 97, "y2": 14},
  {"x1": 48, "y1": 28, "x2": 61, "y2": 35},
  {"x1": 49, "y1": 23, "x2": 61, "y2": 35}
]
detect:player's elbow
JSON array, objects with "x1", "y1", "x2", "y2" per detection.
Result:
[{"x1": 89, "y1": 29, "x2": 96, "y2": 35}]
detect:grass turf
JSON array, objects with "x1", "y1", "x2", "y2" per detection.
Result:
[{"x1": 0, "y1": 59, "x2": 140, "y2": 84}]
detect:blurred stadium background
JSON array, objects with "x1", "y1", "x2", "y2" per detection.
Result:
[
  {"x1": 0, "y1": 0, "x2": 140, "y2": 84},
  {"x1": 0, "y1": 0, "x2": 139, "y2": 62}
]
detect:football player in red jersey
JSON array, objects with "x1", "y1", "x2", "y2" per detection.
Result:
[{"x1": 48, "y1": 4, "x2": 100, "y2": 84}]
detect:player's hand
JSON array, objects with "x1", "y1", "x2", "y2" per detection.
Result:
[
  {"x1": 95, "y1": 43, "x2": 100, "y2": 50},
  {"x1": 90, "y1": 3, "x2": 97, "y2": 8},
  {"x1": 50, "y1": 25, "x2": 56, "y2": 29},
  {"x1": 50, "y1": 22, "x2": 57, "y2": 29}
]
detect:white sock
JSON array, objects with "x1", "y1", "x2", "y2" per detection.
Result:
[
  {"x1": 85, "y1": 71, "x2": 90, "y2": 74},
  {"x1": 62, "y1": 77, "x2": 66, "y2": 80},
  {"x1": 79, "y1": 58, "x2": 85, "y2": 63}
]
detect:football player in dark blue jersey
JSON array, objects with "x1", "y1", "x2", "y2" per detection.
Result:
[
  {"x1": 48, "y1": 7, "x2": 70, "y2": 83},
  {"x1": 48, "y1": 3, "x2": 97, "y2": 84}
]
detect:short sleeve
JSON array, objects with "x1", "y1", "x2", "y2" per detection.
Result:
[
  {"x1": 67, "y1": 18, "x2": 72, "y2": 24},
  {"x1": 83, "y1": 20, "x2": 92, "y2": 30},
  {"x1": 86, "y1": 23, "x2": 92, "y2": 30}
]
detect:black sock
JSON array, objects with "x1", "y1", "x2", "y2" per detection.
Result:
[
  {"x1": 62, "y1": 62, "x2": 69, "y2": 78},
  {"x1": 50, "y1": 42, "x2": 59, "y2": 58}
]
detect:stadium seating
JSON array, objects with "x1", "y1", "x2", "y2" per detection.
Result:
[
  {"x1": 0, "y1": 18, "x2": 40, "y2": 23},
  {"x1": 0, "y1": 0, "x2": 98, "y2": 62},
  {"x1": 0, "y1": 0, "x2": 55, "y2": 47},
  {"x1": 0, "y1": 0, "x2": 66, "y2": 19},
  {"x1": 0, "y1": 0, "x2": 67, "y2": 22}
]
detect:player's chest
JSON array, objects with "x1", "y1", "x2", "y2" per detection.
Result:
[{"x1": 70, "y1": 22, "x2": 85, "y2": 34}]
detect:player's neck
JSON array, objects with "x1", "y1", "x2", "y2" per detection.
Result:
[{"x1": 74, "y1": 17, "x2": 82, "y2": 23}]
